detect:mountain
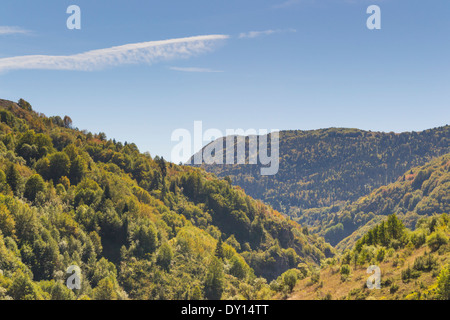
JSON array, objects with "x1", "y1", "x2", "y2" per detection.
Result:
[
  {"x1": 321, "y1": 153, "x2": 450, "y2": 248},
  {"x1": 191, "y1": 127, "x2": 449, "y2": 221},
  {"x1": 0, "y1": 98, "x2": 333, "y2": 300},
  {"x1": 273, "y1": 154, "x2": 450, "y2": 300}
]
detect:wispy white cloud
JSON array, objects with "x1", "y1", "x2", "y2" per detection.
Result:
[
  {"x1": 0, "y1": 26, "x2": 30, "y2": 35},
  {"x1": 238, "y1": 28, "x2": 296, "y2": 39},
  {"x1": 169, "y1": 66, "x2": 223, "y2": 73},
  {"x1": 0, "y1": 34, "x2": 229, "y2": 73}
]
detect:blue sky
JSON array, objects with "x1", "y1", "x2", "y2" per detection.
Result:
[{"x1": 0, "y1": 0, "x2": 449, "y2": 161}]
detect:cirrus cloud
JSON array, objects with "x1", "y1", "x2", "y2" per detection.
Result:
[
  {"x1": 0, "y1": 26, "x2": 30, "y2": 35},
  {"x1": 0, "y1": 34, "x2": 229, "y2": 73}
]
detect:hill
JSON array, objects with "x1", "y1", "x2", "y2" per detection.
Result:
[
  {"x1": 0, "y1": 98, "x2": 333, "y2": 300},
  {"x1": 191, "y1": 127, "x2": 449, "y2": 221},
  {"x1": 283, "y1": 214, "x2": 450, "y2": 300},
  {"x1": 319, "y1": 153, "x2": 450, "y2": 247}
]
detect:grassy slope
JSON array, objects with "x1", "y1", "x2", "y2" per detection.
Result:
[{"x1": 286, "y1": 215, "x2": 450, "y2": 300}]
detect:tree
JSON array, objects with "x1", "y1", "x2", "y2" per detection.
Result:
[
  {"x1": 69, "y1": 155, "x2": 86, "y2": 185},
  {"x1": 191, "y1": 285, "x2": 203, "y2": 300},
  {"x1": 204, "y1": 256, "x2": 224, "y2": 300},
  {"x1": 0, "y1": 204, "x2": 15, "y2": 238},
  {"x1": 35, "y1": 157, "x2": 51, "y2": 181},
  {"x1": 156, "y1": 242, "x2": 173, "y2": 271},
  {"x1": 74, "y1": 179, "x2": 103, "y2": 207},
  {"x1": 5, "y1": 163, "x2": 20, "y2": 195},
  {"x1": 387, "y1": 214, "x2": 404, "y2": 240},
  {"x1": 8, "y1": 271, "x2": 42, "y2": 300},
  {"x1": 48, "y1": 152, "x2": 71, "y2": 184},
  {"x1": 436, "y1": 264, "x2": 450, "y2": 300},
  {"x1": 214, "y1": 238, "x2": 224, "y2": 260},
  {"x1": 24, "y1": 174, "x2": 45, "y2": 202},
  {"x1": 133, "y1": 224, "x2": 158, "y2": 259},
  {"x1": 0, "y1": 169, "x2": 6, "y2": 187},
  {"x1": 92, "y1": 277, "x2": 118, "y2": 300},
  {"x1": 63, "y1": 116, "x2": 73, "y2": 129},
  {"x1": 282, "y1": 269, "x2": 299, "y2": 292},
  {"x1": 40, "y1": 280, "x2": 75, "y2": 300},
  {"x1": 59, "y1": 176, "x2": 70, "y2": 191},
  {"x1": 158, "y1": 157, "x2": 167, "y2": 178},
  {"x1": 98, "y1": 132, "x2": 107, "y2": 141},
  {"x1": 102, "y1": 183, "x2": 111, "y2": 202},
  {"x1": 18, "y1": 99, "x2": 32, "y2": 111},
  {"x1": 377, "y1": 221, "x2": 387, "y2": 246},
  {"x1": 229, "y1": 255, "x2": 247, "y2": 279}
]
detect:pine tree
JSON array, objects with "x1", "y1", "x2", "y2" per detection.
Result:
[
  {"x1": 377, "y1": 221, "x2": 387, "y2": 246},
  {"x1": 215, "y1": 238, "x2": 224, "y2": 260}
]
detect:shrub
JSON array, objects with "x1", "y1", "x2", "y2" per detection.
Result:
[
  {"x1": 389, "y1": 283, "x2": 399, "y2": 294},
  {"x1": 282, "y1": 269, "x2": 301, "y2": 292},
  {"x1": 413, "y1": 253, "x2": 437, "y2": 272},
  {"x1": 410, "y1": 230, "x2": 427, "y2": 248},
  {"x1": 436, "y1": 265, "x2": 450, "y2": 300},
  {"x1": 427, "y1": 231, "x2": 449, "y2": 252},
  {"x1": 376, "y1": 247, "x2": 386, "y2": 262}
]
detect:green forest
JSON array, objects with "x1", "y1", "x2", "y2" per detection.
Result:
[
  {"x1": 195, "y1": 127, "x2": 449, "y2": 218},
  {"x1": 0, "y1": 98, "x2": 448, "y2": 300},
  {"x1": 0, "y1": 98, "x2": 333, "y2": 300},
  {"x1": 194, "y1": 124, "x2": 450, "y2": 300},
  {"x1": 322, "y1": 153, "x2": 450, "y2": 247}
]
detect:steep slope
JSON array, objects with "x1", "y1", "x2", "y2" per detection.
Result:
[
  {"x1": 285, "y1": 214, "x2": 450, "y2": 300},
  {"x1": 191, "y1": 127, "x2": 449, "y2": 221},
  {"x1": 0, "y1": 98, "x2": 333, "y2": 300},
  {"x1": 320, "y1": 153, "x2": 450, "y2": 247}
]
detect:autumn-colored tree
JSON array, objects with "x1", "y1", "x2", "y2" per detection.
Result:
[{"x1": 0, "y1": 204, "x2": 15, "y2": 238}]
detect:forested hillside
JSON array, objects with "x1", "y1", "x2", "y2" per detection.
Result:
[
  {"x1": 0, "y1": 98, "x2": 333, "y2": 300},
  {"x1": 320, "y1": 153, "x2": 450, "y2": 247},
  {"x1": 190, "y1": 126, "x2": 450, "y2": 300},
  {"x1": 193, "y1": 127, "x2": 449, "y2": 219}
]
